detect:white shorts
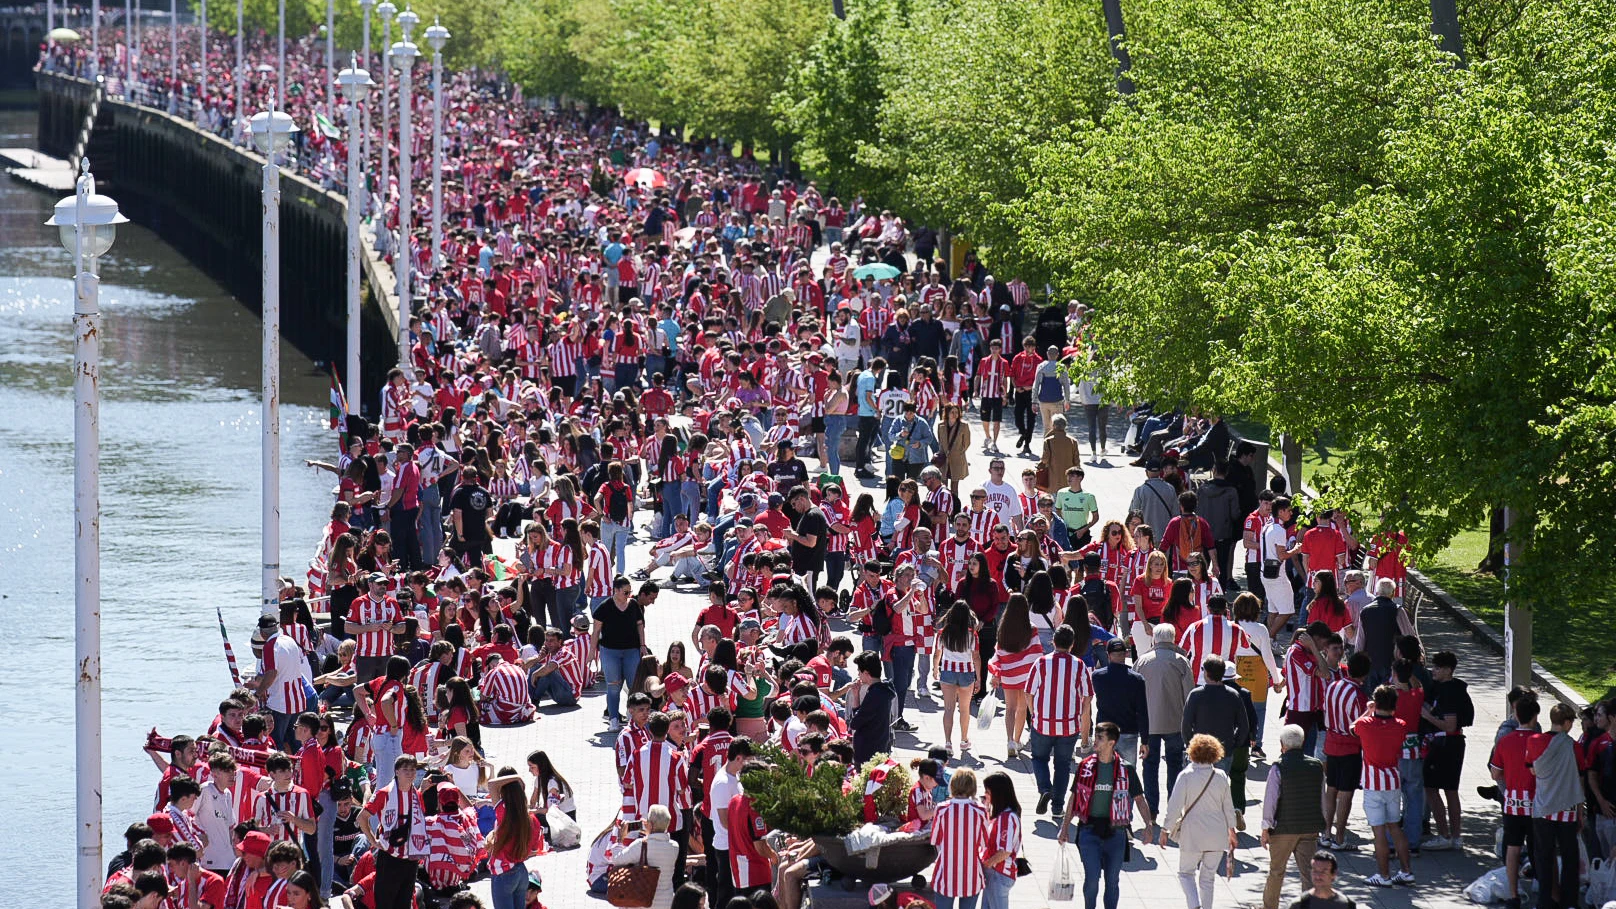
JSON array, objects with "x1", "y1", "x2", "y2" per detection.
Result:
[
  {"x1": 1263, "y1": 576, "x2": 1296, "y2": 615},
  {"x1": 1363, "y1": 788, "x2": 1402, "y2": 827}
]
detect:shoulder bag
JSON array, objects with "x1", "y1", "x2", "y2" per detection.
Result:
[{"x1": 607, "y1": 840, "x2": 661, "y2": 908}]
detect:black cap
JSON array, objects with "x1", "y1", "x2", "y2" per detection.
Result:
[{"x1": 1105, "y1": 639, "x2": 1129, "y2": 653}]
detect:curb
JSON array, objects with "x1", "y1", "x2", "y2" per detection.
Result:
[{"x1": 1266, "y1": 455, "x2": 1589, "y2": 710}]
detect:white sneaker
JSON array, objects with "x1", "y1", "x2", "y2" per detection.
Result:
[
  {"x1": 1392, "y1": 871, "x2": 1416, "y2": 886},
  {"x1": 607, "y1": 717, "x2": 622, "y2": 732},
  {"x1": 1421, "y1": 837, "x2": 1452, "y2": 851},
  {"x1": 1365, "y1": 874, "x2": 1395, "y2": 888}
]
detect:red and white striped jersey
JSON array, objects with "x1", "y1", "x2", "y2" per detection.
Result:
[
  {"x1": 351, "y1": 594, "x2": 402, "y2": 659},
  {"x1": 991, "y1": 640, "x2": 1045, "y2": 690},
  {"x1": 549, "y1": 338, "x2": 583, "y2": 377},
  {"x1": 1489, "y1": 729, "x2": 1545, "y2": 817},
  {"x1": 1025, "y1": 651, "x2": 1093, "y2": 737},
  {"x1": 938, "y1": 535, "x2": 978, "y2": 589},
  {"x1": 929, "y1": 798, "x2": 990, "y2": 898},
  {"x1": 977, "y1": 356, "x2": 1009, "y2": 399},
  {"x1": 253, "y1": 785, "x2": 313, "y2": 842},
  {"x1": 615, "y1": 723, "x2": 652, "y2": 818},
  {"x1": 985, "y1": 810, "x2": 1022, "y2": 878},
  {"x1": 1283, "y1": 643, "x2": 1323, "y2": 713},
  {"x1": 911, "y1": 380, "x2": 939, "y2": 417},
  {"x1": 516, "y1": 339, "x2": 545, "y2": 380},
  {"x1": 1353, "y1": 714, "x2": 1404, "y2": 791},
  {"x1": 585, "y1": 541, "x2": 614, "y2": 597},
  {"x1": 926, "y1": 484, "x2": 956, "y2": 518},
  {"x1": 1177, "y1": 616, "x2": 1252, "y2": 677},
  {"x1": 776, "y1": 612, "x2": 818, "y2": 647},
  {"x1": 1322, "y1": 678, "x2": 1367, "y2": 756},
  {"x1": 966, "y1": 509, "x2": 998, "y2": 547},
  {"x1": 543, "y1": 540, "x2": 583, "y2": 589},
  {"x1": 166, "y1": 805, "x2": 206, "y2": 850},
  {"x1": 728, "y1": 794, "x2": 773, "y2": 889},
  {"x1": 261, "y1": 632, "x2": 309, "y2": 715},
  {"x1": 631, "y1": 740, "x2": 691, "y2": 831},
  {"x1": 558, "y1": 634, "x2": 592, "y2": 690},
  {"x1": 409, "y1": 660, "x2": 448, "y2": 720},
  {"x1": 477, "y1": 661, "x2": 534, "y2": 725},
  {"x1": 425, "y1": 810, "x2": 481, "y2": 888},
  {"x1": 686, "y1": 685, "x2": 736, "y2": 727},
  {"x1": 937, "y1": 630, "x2": 979, "y2": 675},
  {"x1": 691, "y1": 731, "x2": 732, "y2": 812}
]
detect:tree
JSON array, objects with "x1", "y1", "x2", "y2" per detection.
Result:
[{"x1": 497, "y1": 0, "x2": 587, "y2": 100}]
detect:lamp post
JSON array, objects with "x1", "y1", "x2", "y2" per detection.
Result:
[
  {"x1": 234, "y1": 0, "x2": 244, "y2": 143},
  {"x1": 337, "y1": 60, "x2": 373, "y2": 413},
  {"x1": 46, "y1": 157, "x2": 126, "y2": 909},
  {"x1": 325, "y1": 0, "x2": 334, "y2": 102},
  {"x1": 375, "y1": 1, "x2": 396, "y2": 223},
  {"x1": 91, "y1": 0, "x2": 98, "y2": 76},
  {"x1": 169, "y1": 0, "x2": 178, "y2": 114},
  {"x1": 389, "y1": 15, "x2": 418, "y2": 369},
  {"x1": 199, "y1": 0, "x2": 207, "y2": 115},
  {"x1": 249, "y1": 106, "x2": 298, "y2": 616},
  {"x1": 425, "y1": 18, "x2": 447, "y2": 279},
  {"x1": 359, "y1": 0, "x2": 374, "y2": 209}
]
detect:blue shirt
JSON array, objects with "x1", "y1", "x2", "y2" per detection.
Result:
[
  {"x1": 855, "y1": 372, "x2": 879, "y2": 417},
  {"x1": 603, "y1": 241, "x2": 625, "y2": 266},
  {"x1": 658, "y1": 318, "x2": 681, "y2": 358}
]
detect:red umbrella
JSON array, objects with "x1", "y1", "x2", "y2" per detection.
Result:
[{"x1": 625, "y1": 167, "x2": 667, "y2": 188}]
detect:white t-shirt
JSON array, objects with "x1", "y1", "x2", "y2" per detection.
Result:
[
  {"x1": 878, "y1": 389, "x2": 912, "y2": 421},
  {"x1": 709, "y1": 768, "x2": 742, "y2": 850},
  {"x1": 835, "y1": 321, "x2": 863, "y2": 360},
  {"x1": 1259, "y1": 521, "x2": 1289, "y2": 565},
  {"x1": 981, "y1": 479, "x2": 1024, "y2": 525}
]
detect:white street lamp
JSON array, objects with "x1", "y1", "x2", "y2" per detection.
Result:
[
  {"x1": 169, "y1": 0, "x2": 177, "y2": 113},
  {"x1": 390, "y1": 29, "x2": 418, "y2": 370},
  {"x1": 234, "y1": 0, "x2": 244, "y2": 143},
  {"x1": 375, "y1": 0, "x2": 396, "y2": 222},
  {"x1": 123, "y1": 0, "x2": 131, "y2": 91},
  {"x1": 337, "y1": 60, "x2": 373, "y2": 413},
  {"x1": 249, "y1": 107, "x2": 297, "y2": 615},
  {"x1": 425, "y1": 18, "x2": 447, "y2": 278},
  {"x1": 359, "y1": 0, "x2": 375, "y2": 210},
  {"x1": 45, "y1": 157, "x2": 125, "y2": 909},
  {"x1": 277, "y1": 0, "x2": 285, "y2": 106},
  {"x1": 199, "y1": 0, "x2": 207, "y2": 116}
]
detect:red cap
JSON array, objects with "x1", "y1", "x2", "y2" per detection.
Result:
[
  {"x1": 145, "y1": 813, "x2": 175, "y2": 835},
  {"x1": 663, "y1": 672, "x2": 690, "y2": 694}
]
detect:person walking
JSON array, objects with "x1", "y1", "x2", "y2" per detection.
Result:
[
  {"x1": 1025, "y1": 624, "x2": 1094, "y2": 818},
  {"x1": 930, "y1": 769, "x2": 991, "y2": 909},
  {"x1": 1092, "y1": 639, "x2": 1150, "y2": 765},
  {"x1": 1159, "y1": 734, "x2": 1239, "y2": 909},
  {"x1": 1181, "y1": 657, "x2": 1250, "y2": 790},
  {"x1": 1135, "y1": 623, "x2": 1193, "y2": 815},
  {"x1": 1057, "y1": 722, "x2": 1155, "y2": 909},
  {"x1": 1260, "y1": 724, "x2": 1327, "y2": 909},
  {"x1": 981, "y1": 771, "x2": 1025, "y2": 909},
  {"x1": 1034, "y1": 345, "x2": 1072, "y2": 434}
]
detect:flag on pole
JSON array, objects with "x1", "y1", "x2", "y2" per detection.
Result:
[
  {"x1": 215, "y1": 605, "x2": 242, "y2": 687},
  {"x1": 329, "y1": 368, "x2": 349, "y2": 431}
]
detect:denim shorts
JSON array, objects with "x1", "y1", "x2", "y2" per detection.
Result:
[{"x1": 940, "y1": 669, "x2": 976, "y2": 688}]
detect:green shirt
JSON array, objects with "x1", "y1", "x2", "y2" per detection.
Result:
[
  {"x1": 1088, "y1": 759, "x2": 1116, "y2": 822},
  {"x1": 1055, "y1": 488, "x2": 1098, "y2": 531}
]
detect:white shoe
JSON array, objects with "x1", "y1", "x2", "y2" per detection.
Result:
[
  {"x1": 1391, "y1": 871, "x2": 1416, "y2": 886},
  {"x1": 607, "y1": 717, "x2": 622, "y2": 732},
  {"x1": 1421, "y1": 837, "x2": 1452, "y2": 852},
  {"x1": 1365, "y1": 874, "x2": 1395, "y2": 888}
]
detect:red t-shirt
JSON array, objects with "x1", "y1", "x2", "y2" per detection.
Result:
[
  {"x1": 1489, "y1": 728, "x2": 1539, "y2": 816},
  {"x1": 1353, "y1": 713, "x2": 1407, "y2": 775},
  {"x1": 727, "y1": 793, "x2": 773, "y2": 889},
  {"x1": 1129, "y1": 574, "x2": 1172, "y2": 623},
  {"x1": 695, "y1": 603, "x2": 740, "y2": 639},
  {"x1": 756, "y1": 509, "x2": 791, "y2": 538},
  {"x1": 1300, "y1": 526, "x2": 1348, "y2": 577}
]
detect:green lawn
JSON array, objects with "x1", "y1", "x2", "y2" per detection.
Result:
[{"x1": 1231, "y1": 421, "x2": 1615, "y2": 702}]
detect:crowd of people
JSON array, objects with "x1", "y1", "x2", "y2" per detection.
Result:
[{"x1": 58, "y1": 20, "x2": 1616, "y2": 909}]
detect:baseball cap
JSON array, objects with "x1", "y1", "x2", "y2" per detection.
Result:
[
  {"x1": 145, "y1": 813, "x2": 175, "y2": 835},
  {"x1": 663, "y1": 672, "x2": 690, "y2": 694},
  {"x1": 257, "y1": 614, "x2": 280, "y2": 630},
  {"x1": 242, "y1": 831, "x2": 272, "y2": 858},
  {"x1": 768, "y1": 493, "x2": 784, "y2": 508},
  {"x1": 367, "y1": 571, "x2": 389, "y2": 585},
  {"x1": 739, "y1": 618, "x2": 762, "y2": 632},
  {"x1": 1105, "y1": 639, "x2": 1129, "y2": 653},
  {"x1": 738, "y1": 493, "x2": 758, "y2": 510}
]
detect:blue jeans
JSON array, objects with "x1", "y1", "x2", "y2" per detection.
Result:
[
  {"x1": 1400, "y1": 756, "x2": 1425, "y2": 848},
  {"x1": 529, "y1": 669, "x2": 578, "y2": 707},
  {"x1": 937, "y1": 896, "x2": 979, "y2": 909},
  {"x1": 888, "y1": 645, "x2": 916, "y2": 719},
  {"x1": 371, "y1": 729, "x2": 403, "y2": 789},
  {"x1": 489, "y1": 862, "x2": 528, "y2": 909},
  {"x1": 824, "y1": 414, "x2": 849, "y2": 474},
  {"x1": 1030, "y1": 731, "x2": 1078, "y2": 812},
  {"x1": 418, "y1": 484, "x2": 443, "y2": 564},
  {"x1": 681, "y1": 479, "x2": 701, "y2": 526},
  {"x1": 658, "y1": 483, "x2": 684, "y2": 539},
  {"x1": 603, "y1": 520, "x2": 630, "y2": 572},
  {"x1": 601, "y1": 646, "x2": 641, "y2": 720},
  {"x1": 318, "y1": 685, "x2": 354, "y2": 710},
  {"x1": 270, "y1": 710, "x2": 298, "y2": 751},
  {"x1": 1078, "y1": 826, "x2": 1126, "y2": 909},
  {"x1": 706, "y1": 476, "x2": 726, "y2": 519},
  {"x1": 981, "y1": 869, "x2": 1014, "y2": 909},
  {"x1": 550, "y1": 583, "x2": 582, "y2": 631},
  {"x1": 314, "y1": 789, "x2": 337, "y2": 893},
  {"x1": 1142, "y1": 733, "x2": 1186, "y2": 815}
]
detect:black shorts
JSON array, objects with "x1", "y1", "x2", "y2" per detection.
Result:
[
  {"x1": 1325, "y1": 753, "x2": 1362, "y2": 791},
  {"x1": 810, "y1": 416, "x2": 826, "y2": 433},
  {"x1": 1423, "y1": 735, "x2": 1466, "y2": 791},
  {"x1": 1501, "y1": 813, "x2": 1532, "y2": 848},
  {"x1": 981, "y1": 397, "x2": 1004, "y2": 422}
]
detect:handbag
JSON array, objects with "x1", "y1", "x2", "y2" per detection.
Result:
[
  {"x1": 1260, "y1": 522, "x2": 1281, "y2": 579},
  {"x1": 606, "y1": 840, "x2": 661, "y2": 908},
  {"x1": 1167, "y1": 773, "x2": 1215, "y2": 841},
  {"x1": 1034, "y1": 461, "x2": 1050, "y2": 490},
  {"x1": 1047, "y1": 845, "x2": 1076, "y2": 902}
]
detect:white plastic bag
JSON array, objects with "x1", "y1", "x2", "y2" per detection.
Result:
[
  {"x1": 975, "y1": 689, "x2": 1001, "y2": 730},
  {"x1": 1464, "y1": 867, "x2": 1507, "y2": 904},
  {"x1": 546, "y1": 809, "x2": 582, "y2": 849},
  {"x1": 1587, "y1": 857, "x2": 1616, "y2": 907},
  {"x1": 1048, "y1": 845, "x2": 1076, "y2": 902}
]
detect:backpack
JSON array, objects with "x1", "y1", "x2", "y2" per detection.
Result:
[
  {"x1": 605, "y1": 481, "x2": 631, "y2": 524},
  {"x1": 1080, "y1": 577, "x2": 1114, "y2": 630},
  {"x1": 870, "y1": 596, "x2": 894, "y2": 637}
]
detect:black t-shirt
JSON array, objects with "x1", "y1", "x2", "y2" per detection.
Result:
[
  {"x1": 449, "y1": 483, "x2": 493, "y2": 542},
  {"x1": 1288, "y1": 892, "x2": 1355, "y2": 909},
  {"x1": 790, "y1": 506, "x2": 830, "y2": 572},
  {"x1": 593, "y1": 598, "x2": 645, "y2": 651},
  {"x1": 768, "y1": 457, "x2": 808, "y2": 495}
]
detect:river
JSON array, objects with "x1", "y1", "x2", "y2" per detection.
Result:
[{"x1": 0, "y1": 107, "x2": 334, "y2": 903}]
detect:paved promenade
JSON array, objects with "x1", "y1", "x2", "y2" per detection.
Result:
[{"x1": 477, "y1": 414, "x2": 1513, "y2": 909}]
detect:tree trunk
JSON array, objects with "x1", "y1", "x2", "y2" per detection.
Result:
[{"x1": 1478, "y1": 506, "x2": 1506, "y2": 574}]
